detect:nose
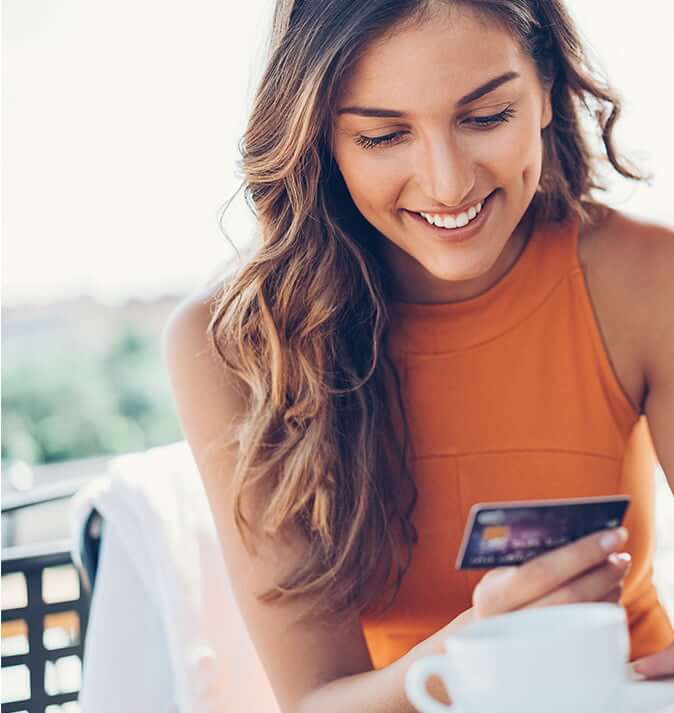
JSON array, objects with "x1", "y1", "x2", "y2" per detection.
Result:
[{"x1": 416, "y1": 132, "x2": 475, "y2": 209}]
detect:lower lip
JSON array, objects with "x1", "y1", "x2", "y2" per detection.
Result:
[{"x1": 406, "y1": 191, "x2": 496, "y2": 243}]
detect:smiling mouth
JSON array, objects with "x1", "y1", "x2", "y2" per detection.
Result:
[
  {"x1": 411, "y1": 189, "x2": 497, "y2": 228},
  {"x1": 404, "y1": 189, "x2": 497, "y2": 241}
]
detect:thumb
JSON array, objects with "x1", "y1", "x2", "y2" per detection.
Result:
[{"x1": 632, "y1": 642, "x2": 674, "y2": 679}]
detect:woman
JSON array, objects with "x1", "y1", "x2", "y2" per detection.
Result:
[{"x1": 163, "y1": 1, "x2": 674, "y2": 710}]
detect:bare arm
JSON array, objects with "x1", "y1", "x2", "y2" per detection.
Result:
[
  {"x1": 640, "y1": 225, "x2": 674, "y2": 494},
  {"x1": 161, "y1": 292, "x2": 426, "y2": 713}
]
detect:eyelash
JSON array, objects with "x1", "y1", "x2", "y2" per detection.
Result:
[{"x1": 353, "y1": 106, "x2": 517, "y2": 150}]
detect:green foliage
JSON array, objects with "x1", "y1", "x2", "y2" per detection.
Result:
[{"x1": 1, "y1": 325, "x2": 183, "y2": 465}]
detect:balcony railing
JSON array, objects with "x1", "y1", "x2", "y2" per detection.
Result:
[{"x1": 2, "y1": 483, "x2": 92, "y2": 713}]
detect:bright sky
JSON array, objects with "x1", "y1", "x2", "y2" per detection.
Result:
[{"x1": 3, "y1": 1, "x2": 673, "y2": 307}]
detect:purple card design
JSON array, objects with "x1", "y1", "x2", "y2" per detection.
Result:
[{"x1": 455, "y1": 495, "x2": 630, "y2": 570}]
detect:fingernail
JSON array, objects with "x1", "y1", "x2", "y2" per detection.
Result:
[
  {"x1": 608, "y1": 552, "x2": 631, "y2": 567},
  {"x1": 600, "y1": 527, "x2": 628, "y2": 552},
  {"x1": 630, "y1": 661, "x2": 647, "y2": 680}
]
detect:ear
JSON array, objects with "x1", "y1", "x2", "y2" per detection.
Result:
[{"x1": 540, "y1": 87, "x2": 553, "y2": 130}]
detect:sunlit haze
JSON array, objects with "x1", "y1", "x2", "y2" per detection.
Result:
[{"x1": 3, "y1": 1, "x2": 672, "y2": 307}]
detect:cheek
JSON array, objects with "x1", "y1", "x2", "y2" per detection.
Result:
[
  {"x1": 338, "y1": 148, "x2": 407, "y2": 212},
  {"x1": 507, "y1": 119, "x2": 546, "y2": 192},
  {"x1": 474, "y1": 123, "x2": 541, "y2": 176}
]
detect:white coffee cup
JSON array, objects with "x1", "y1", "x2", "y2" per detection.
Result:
[{"x1": 405, "y1": 602, "x2": 630, "y2": 713}]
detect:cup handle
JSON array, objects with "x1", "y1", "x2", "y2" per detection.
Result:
[{"x1": 405, "y1": 655, "x2": 461, "y2": 713}]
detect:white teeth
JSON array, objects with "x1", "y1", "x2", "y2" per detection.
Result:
[{"x1": 419, "y1": 198, "x2": 485, "y2": 230}]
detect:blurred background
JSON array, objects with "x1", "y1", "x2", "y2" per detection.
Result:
[
  {"x1": 4, "y1": 0, "x2": 674, "y2": 481},
  {"x1": 2, "y1": 0, "x2": 674, "y2": 708}
]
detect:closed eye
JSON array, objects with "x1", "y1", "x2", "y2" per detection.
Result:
[
  {"x1": 353, "y1": 132, "x2": 403, "y2": 150},
  {"x1": 469, "y1": 105, "x2": 516, "y2": 127},
  {"x1": 353, "y1": 105, "x2": 517, "y2": 150}
]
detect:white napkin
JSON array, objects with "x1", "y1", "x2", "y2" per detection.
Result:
[{"x1": 69, "y1": 440, "x2": 280, "y2": 712}]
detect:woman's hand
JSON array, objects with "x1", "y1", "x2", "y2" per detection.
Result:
[
  {"x1": 633, "y1": 642, "x2": 674, "y2": 679},
  {"x1": 471, "y1": 526, "x2": 631, "y2": 618},
  {"x1": 412, "y1": 526, "x2": 632, "y2": 662}
]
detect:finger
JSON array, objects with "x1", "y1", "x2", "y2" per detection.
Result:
[
  {"x1": 607, "y1": 551, "x2": 632, "y2": 573},
  {"x1": 520, "y1": 557, "x2": 630, "y2": 610},
  {"x1": 633, "y1": 643, "x2": 674, "y2": 679},
  {"x1": 476, "y1": 527, "x2": 629, "y2": 614},
  {"x1": 601, "y1": 585, "x2": 624, "y2": 604}
]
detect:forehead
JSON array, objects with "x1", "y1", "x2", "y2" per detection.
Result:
[{"x1": 337, "y1": 6, "x2": 530, "y2": 107}]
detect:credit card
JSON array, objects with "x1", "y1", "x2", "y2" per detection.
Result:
[{"x1": 455, "y1": 495, "x2": 630, "y2": 570}]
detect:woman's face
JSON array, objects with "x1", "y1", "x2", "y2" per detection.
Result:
[{"x1": 331, "y1": 5, "x2": 552, "y2": 303}]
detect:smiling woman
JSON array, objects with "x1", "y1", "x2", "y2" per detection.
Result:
[
  {"x1": 329, "y1": 3, "x2": 624, "y2": 303},
  {"x1": 163, "y1": 1, "x2": 674, "y2": 711}
]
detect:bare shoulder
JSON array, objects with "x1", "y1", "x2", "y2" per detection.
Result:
[
  {"x1": 579, "y1": 205, "x2": 674, "y2": 388},
  {"x1": 161, "y1": 266, "x2": 248, "y2": 449},
  {"x1": 162, "y1": 283, "x2": 222, "y2": 369},
  {"x1": 579, "y1": 206, "x2": 674, "y2": 286},
  {"x1": 161, "y1": 244, "x2": 256, "y2": 358},
  {"x1": 161, "y1": 281, "x2": 238, "y2": 446}
]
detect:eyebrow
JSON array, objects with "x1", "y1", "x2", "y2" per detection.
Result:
[{"x1": 336, "y1": 70, "x2": 520, "y2": 118}]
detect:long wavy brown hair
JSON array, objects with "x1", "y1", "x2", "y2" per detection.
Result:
[{"x1": 206, "y1": 0, "x2": 646, "y2": 623}]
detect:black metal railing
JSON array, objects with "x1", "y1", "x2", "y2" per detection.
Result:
[{"x1": 2, "y1": 484, "x2": 93, "y2": 712}]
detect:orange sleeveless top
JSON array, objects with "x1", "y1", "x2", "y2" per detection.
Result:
[{"x1": 359, "y1": 213, "x2": 674, "y2": 667}]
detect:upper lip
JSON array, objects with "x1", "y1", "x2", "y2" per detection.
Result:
[{"x1": 411, "y1": 190, "x2": 494, "y2": 216}]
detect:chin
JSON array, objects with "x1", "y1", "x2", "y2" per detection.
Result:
[{"x1": 421, "y1": 258, "x2": 489, "y2": 283}]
